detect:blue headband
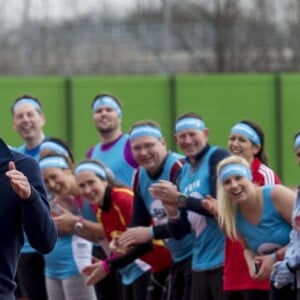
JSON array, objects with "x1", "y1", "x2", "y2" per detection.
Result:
[
  {"x1": 40, "y1": 141, "x2": 69, "y2": 157},
  {"x1": 175, "y1": 118, "x2": 206, "y2": 133},
  {"x1": 295, "y1": 135, "x2": 300, "y2": 150},
  {"x1": 219, "y1": 163, "x2": 253, "y2": 183},
  {"x1": 92, "y1": 96, "x2": 122, "y2": 118},
  {"x1": 39, "y1": 156, "x2": 69, "y2": 170},
  {"x1": 231, "y1": 123, "x2": 261, "y2": 145},
  {"x1": 13, "y1": 98, "x2": 42, "y2": 113},
  {"x1": 75, "y1": 163, "x2": 107, "y2": 180},
  {"x1": 130, "y1": 125, "x2": 162, "y2": 141}
]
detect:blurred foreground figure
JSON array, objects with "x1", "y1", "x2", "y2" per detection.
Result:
[{"x1": 0, "y1": 138, "x2": 57, "y2": 300}]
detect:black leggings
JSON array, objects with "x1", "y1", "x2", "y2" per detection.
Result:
[
  {"x1": 16, "y1": 252, "x2": 48, "y2": 300},
  {"x1": 222, "y1": 289, "x2": 269, "y2": 300},
  {"x1": 146, "y1": 268, "x2": 170, "y2": 300},
  {"x1": 92, "y1": 246, "x2": 121, "y2": 300},
  {"x1": 190, "y1": 267, "x2": 223, "y2": 300},
  {"x1": 270, "y1": 282, "x2": 297, "y2": 300},
  {"x1": 168, "y1": 256, "x2": 192, "y2": 300},
  {"x1": 122, "y1": 270, "x2": 151, "y2": 300}
]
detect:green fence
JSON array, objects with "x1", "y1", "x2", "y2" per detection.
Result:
[{"x1": 0, "y1": 73, "x2": 299, "y2": 186}]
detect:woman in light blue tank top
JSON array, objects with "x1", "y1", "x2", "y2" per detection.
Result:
[
  {"x1": 216, "y1": 156, "x2": 297, "y2": 300},
  {"x1": 39, "y1": 144, "x2": 97, "y2": 300},
  {"x1": 39, "y1": 151, "x2": 96, "y2": 300}
]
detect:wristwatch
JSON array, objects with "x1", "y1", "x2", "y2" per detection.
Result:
[
  {"x1": 177, "y1": 193, "x2": 187, "y2": 208},
  {"x1": 74, "y1": 216, "x2": 84, "y2": 232}
]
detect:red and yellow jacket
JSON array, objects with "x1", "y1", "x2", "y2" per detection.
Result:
[{"x1": 96, "y1": 186, "x2": 172, "y2": 273}]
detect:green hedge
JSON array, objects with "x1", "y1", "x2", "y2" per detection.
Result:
[{"x1": 0, "y1": 73, "x2": 299, "y2": 186}]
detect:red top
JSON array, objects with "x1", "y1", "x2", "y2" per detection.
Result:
[
  {"x1": 223, "y1": 158, "x2": 281, "y2": 291},
  {"x1": 97, "y1": 187, "x2": 133, "y2": 240},
  {"x1": 97, "y1": 187, "x2": 172, "y2": 273}
]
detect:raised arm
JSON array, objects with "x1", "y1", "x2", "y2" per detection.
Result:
[{"x1": 9, "y1": 154, "x2": 57, "y2": 254}]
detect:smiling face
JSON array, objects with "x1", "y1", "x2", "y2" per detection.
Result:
[
  {"x1": 93, "y1": 105, "x2": 121, "y2": 135},
  {"x1": 222, "y1": 174, "x2": 254, "y2": 204},
  {"x1": 13, "y1": 103, "x2": 45, "y2": 143},
  {"x1": 75, "y1": 171, "x2": 107, "y2": 206},
  {"x1": 175, "y1": 128, "x2": 209, "y2": 162},
  {"x1": 42, "y1": 167, "x2": 73, "y2": 196},
  {"x1": 130, "y1": 135, "x2": 168, "y2": 174},
  {"x1": 228, "y1": 133, "x2": 260, "y2": 164}
]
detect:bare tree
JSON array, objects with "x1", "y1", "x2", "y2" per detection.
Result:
[
  {"x1": 20, "y1": 0, "x2": 33, "y2": 74},
  {"x1": 0, "y1": 0, "x2": 298, "y2": 75},
  {"x1": 287, "y1": 0, "x2": 300, "y2": 69}
]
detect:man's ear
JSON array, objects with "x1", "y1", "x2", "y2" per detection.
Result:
[{"x1": 204, "y1": 128, "x2": 210, "y2": 139}]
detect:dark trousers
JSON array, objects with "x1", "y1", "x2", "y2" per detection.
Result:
[
  {"x1": 146, "y1": 268, "x2": 170, "y2": 300},
  {"x1": 190, "y1": 266, "x2": 223, "y2": 300},
  {"x1": 16, "y1": 252, "x2": 48, "y2": 300},
  {"x1": 270, "y1": 282, "x2": 297, "y2": 300},
  {"x1": 122, "y1": 270, "x2": 151, "y2": 300},
  {"x1": 223, "y1": 289, "x2": 269, "y2": 300},
  {"x1": 168, "y1": 256, "x2": 192, "y2": 300},
  {"x1": 92, "y1": 246, "x2": 121, "y2": 300}
]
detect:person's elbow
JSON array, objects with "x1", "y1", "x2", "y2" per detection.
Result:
[
  {"x1": 31, "y1": 224, "x2": 58, "y2": 254},
  {"x1": 42, "y1": 229, "x2": 58, "y2": 254}
]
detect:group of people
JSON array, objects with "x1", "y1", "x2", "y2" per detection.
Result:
[{"x1": 6, "y1": 92, "x2": 300, "y2": 300}]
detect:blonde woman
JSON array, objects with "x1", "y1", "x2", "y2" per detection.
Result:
[
  {"x1": 216, "y1": 155, "x2": 296, "y2": 300},
  {"x1": 223, "y1": 120, "x2": 281, "y2": 300}
]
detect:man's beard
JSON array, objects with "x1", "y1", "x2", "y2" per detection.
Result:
[{"x1": 98, "y1": 124, "x2": 117, "y2": 135}]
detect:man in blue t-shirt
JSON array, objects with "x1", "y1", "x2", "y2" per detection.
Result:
[
  {"x1": 150, "y1": 112, "x2": 230, "y2": 300},
  {"x1": 12, "y1": 95, "x2": 49, "y2": 300},
  {"x1": 86, "y1": 93, "x2": 138, "y2": 187}
]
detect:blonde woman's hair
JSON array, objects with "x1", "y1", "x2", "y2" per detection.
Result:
[{"x1": 217, "y1": 155, "x2": 251, "y2": 240}]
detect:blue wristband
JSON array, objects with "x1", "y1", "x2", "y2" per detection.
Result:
[{"x1": 149, "y1": 226, "x2": 154, "y2": 239}]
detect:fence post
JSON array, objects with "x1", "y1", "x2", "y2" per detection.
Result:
[
  {"x1": 169, "y1": 74, "x2": 177, "y2": 151},
  {"x1": 65, "y1": 77, "x2": 73, "y2": 150},
  {"x1": 274, "y1": 72, "x2": 282, "y2": 179}
]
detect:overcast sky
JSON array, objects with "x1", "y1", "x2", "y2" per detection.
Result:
[
  {"x1": 1, "y1": 0, "x2": 285, "y2": 29},
  {"x1": 3, "y1": 0, "x2": 160, "y2": 21},
  {"x1": 0, "y1": 0, "x2": 136, "y2": 29}
]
